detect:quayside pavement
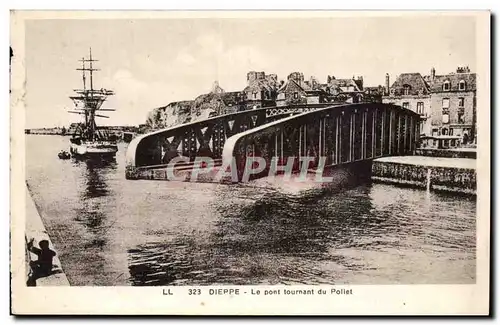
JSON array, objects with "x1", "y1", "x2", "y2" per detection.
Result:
[{"x1": 25, "y1": 184, "x2": 70, "y2": 286}]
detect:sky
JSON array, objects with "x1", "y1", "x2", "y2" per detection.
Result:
[{"x1": 24, "y1": 15, "x2": 477, "y2": 128}]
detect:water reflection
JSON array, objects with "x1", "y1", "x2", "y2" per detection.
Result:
[
  {"x1": 74, "y1": 157, "x2": 117, "y2": 250},
  {"x1": 78, "y1": 157, "x2": 116, "y2": 199}
]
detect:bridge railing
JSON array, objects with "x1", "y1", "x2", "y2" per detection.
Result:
[{"x1": 222, "y1": 103, "x2": 420, "y2": 182}]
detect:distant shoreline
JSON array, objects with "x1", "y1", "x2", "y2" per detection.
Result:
[
  {"x1": 25, "y1": 125, "x2": 142, "y2": 135},
  {"x1": 25, "y1": 128, "x2": 65, "y2": 135}
]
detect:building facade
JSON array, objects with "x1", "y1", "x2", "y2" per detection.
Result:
[
  {"x1": 276, "y1": 72, "x2": 311, "y2": 106},
  {"x1": 382, "y1": 72, "x2": 432, "y2": 136},
  {"x1": 277, "y1": 72, "x2": 381, "y2": 107},
  {"x1": 242, "y1": 71, "x2": 278, "y2": 109},
  {"x1": 428, "y1": 67, "x2": 476, "y2": 144},
  {"x1": 325, "y1": 75, "x2": 364, "y2": 94}
]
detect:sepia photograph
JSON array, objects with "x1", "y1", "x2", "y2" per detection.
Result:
[{"x1": 10, "y1": 10, "x2": 490, "y2": 315}]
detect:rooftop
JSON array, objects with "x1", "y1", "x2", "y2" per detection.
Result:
[
  {"x1": 429, "y1": 73, "x2": 476, "y2": 92},
  {"x1": 389, "y1": 73, "x2": 430, "y2": 96}
]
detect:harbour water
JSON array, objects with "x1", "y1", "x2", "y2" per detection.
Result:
[{"x1": 26, "y1": 135, "x2": 476, "y2": 286}]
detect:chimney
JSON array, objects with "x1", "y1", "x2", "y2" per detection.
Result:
[
  {"x1": 247, "y1": 71, "x2": 257, "y2": 84},
  {"x1": 356, "y1": 76, "x2": 364, "y2": 90},
  {"x1": 266, "y1": 73, "x2": 278, "y2": 88},
  {"x1": 385, "y1": 73, "x2": 390, "y2": 96},
  {"x1": 431, "y1": 67, "x2": 436, "y2": 80},
  {"x1": 211, "y1": 80, "x2": 224, "y2": 94},
  {"x1": 309, "y1": 76, "x2": 318, "y2": 89},
  {"x1": 288, "y1": 72, "x2": 304, "y2": 85}
]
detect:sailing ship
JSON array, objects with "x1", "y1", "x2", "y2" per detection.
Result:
[{"x1": 68, "y1": 48, "x2": 118, "y2": 157}]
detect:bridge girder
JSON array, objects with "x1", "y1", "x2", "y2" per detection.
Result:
[
  {"x1": 125, "y1": 103, "x2": 420, "y2": 181},
  {"x1": 222, "y1": 103, "x2": 420, "y2": 182}
]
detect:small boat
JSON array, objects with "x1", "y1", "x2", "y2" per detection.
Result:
[{"x1": 58, "y1": 150, "x2": 71, "y2": 159}]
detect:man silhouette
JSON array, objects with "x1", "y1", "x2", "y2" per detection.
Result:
[{"x1": 26, "y1": 238, "x2": 56, "y2": 286}]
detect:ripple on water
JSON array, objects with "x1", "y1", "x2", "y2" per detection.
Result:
[{"x1": 26, "y1": 135, "x2": 477, "y2": 285}]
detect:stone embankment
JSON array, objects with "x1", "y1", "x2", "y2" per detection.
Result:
[
  {"x1": 25, "y1": 185, "x2": 70, "y2": 286},
  {"x1": 372, "y1": 155, "x2": 476, "y2": 195},
  {"x1": 415, "y1": 147, "x2": 477, "y2": 159}
]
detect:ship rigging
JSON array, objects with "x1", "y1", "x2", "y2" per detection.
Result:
[{"x1": 68, "y1": 48, "x2": 118, "y2": 157}]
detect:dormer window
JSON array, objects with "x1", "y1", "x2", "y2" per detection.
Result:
[
  {"x1": 459, "y1": 80, "x2": 466, "y2": 91},
  {"x1": 403, "y1": 84, "x2": 411, "y2": 95},
  {"x1": 443, "y1": 80, "x2": 451, "y2": 91}
]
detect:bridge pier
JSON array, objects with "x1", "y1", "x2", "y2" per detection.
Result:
[{"x1": 250, "y1": 160, "x2": 374, "y2": 195}]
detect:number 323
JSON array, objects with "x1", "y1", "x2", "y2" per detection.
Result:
[{"x1": 188, "y1": 289, "x2": 201, "y2": 295}]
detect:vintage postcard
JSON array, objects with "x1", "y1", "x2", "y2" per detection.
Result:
[{"x1": 10, "y1": 10, "x2": 490, "y2": 315}]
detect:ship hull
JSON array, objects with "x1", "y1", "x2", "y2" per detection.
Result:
[{"x1": 70, "y1": 142, "x2": 118, "y2": 157}]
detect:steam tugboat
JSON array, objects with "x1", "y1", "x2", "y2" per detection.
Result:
[{"x1": 68, "y1": 48, "x2": 118, "y2": 157}]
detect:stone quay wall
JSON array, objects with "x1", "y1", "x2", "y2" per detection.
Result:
[
  {"x1": 415, "y1": 148, "x2": 476, "y2": 159},
  {"x1": 372, "y1": 160, "x2": 476, "y2": 195}
]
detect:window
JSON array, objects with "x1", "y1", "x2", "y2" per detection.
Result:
[
  {"x1": 253, "y1": 92, "x2": 257, "y2": 99},
  {"x1": 402, "y1": 102, "x2": 409, "y2": 109},
  {"x1": 294, "y1": 92, "x2": 298, "y2": 99},
  {"x1": 417, "y1": 102, "x2": 424, "y2": 115},
  {"x1": 458, "y1": 97, "x2": 465, "y2": 107},
  {"x1": 449, "y1": 128, "x2": 453, "y2": 136},
  {"x1": 458, "y1": 112, "x2": 465, "y2": 124},
  {"x1": 443, "y1": 80, "x2": 451, "y2": 91},
  {"x1": 459, "y1": 80, "x2": 466, "y2": 91},
  {"x1": 403, "y1": 85, "x2": 411, "y2": 95},
  {"x1": 442, "y1": 98, "x2": 450, "y2": 124},
  {"x1": 442, "y1": 128, "x2": 448, "y2": 135}
]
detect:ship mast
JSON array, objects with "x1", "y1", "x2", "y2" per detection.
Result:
[
  {"x1": 71, "y1": 48, "x2": 114, "y2": 141},
  {"x1": 80, "y1": 57, "x2": 88, "y2": 127},
  {"x1": 88, "y1": 48, "x2": 96, "y2": 141}
]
